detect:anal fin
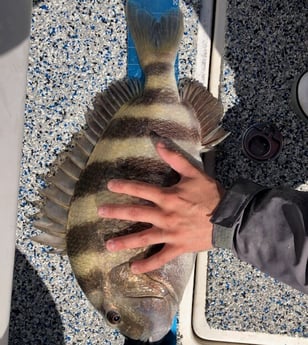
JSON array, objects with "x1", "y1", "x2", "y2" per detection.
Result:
[
  {"x1": 40, "y1": 185, "x2": 71, "y2": 209},
  {"x1": 31, "y1": 233, "x2": 66, "y2": 253},
  {"x1": 34, "y1": 216, "x2": 66, "y2": 235}
]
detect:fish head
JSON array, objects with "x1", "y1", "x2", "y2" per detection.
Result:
[
  {"x1": 105, "y1": 262, "x2": 178, "y2": 342},
  {"x1": 73, "y1": 244, "x2": 195, "y2": 342}
]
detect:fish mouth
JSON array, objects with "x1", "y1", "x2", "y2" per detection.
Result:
[
  {"x1": 139, "y1": 319, "x2": 172, "y2": 343},
  {"x1": 120, "y1": 273, "x2": 178, "y2": 343}
]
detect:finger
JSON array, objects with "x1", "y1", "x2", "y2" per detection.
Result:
[
  {"x1": 155, "y1": 141, "x2": 204, "y2": 179},
  {"x1": 130, "y1": 245, "x2": 180, "y2": 274},
  {"x1": 98, "y1": 203, "x2": 163, "y2": 225},
  {"x1": 107, "y1": 179, "x2": 165, "y2": 205},
  {"x1": 106, "y1": 227, "x2": 166, "y2": 251}
]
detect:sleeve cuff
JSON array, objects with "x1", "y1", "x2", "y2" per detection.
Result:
[
  {"x1": 212, "y1": 223, "x2": 236, "y2": 249},
  {"x1": 211, "y1": 178, "x2": 268, "y2": 249}
]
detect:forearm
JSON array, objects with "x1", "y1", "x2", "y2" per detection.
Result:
[{"x1": 211, "y1": 178, "x2": 308, "y2": 294}]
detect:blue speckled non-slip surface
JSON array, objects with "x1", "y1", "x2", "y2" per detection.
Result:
[
  {"x1": 12, "y1": 1, "x2": 199, "y2": 344},
  {"x1": 10, "y1": 0, "x2": 307, "y2": 344}
]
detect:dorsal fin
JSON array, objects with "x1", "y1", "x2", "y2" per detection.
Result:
[
  {"x1": 32, "y1": 79, "x2": 142, "y2": 252},
  {"x1": 180, "y1": 80, "x2": 229, "y2": 151}
]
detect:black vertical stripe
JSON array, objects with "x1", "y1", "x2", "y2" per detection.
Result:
[
  {"x1": 67, "y1": 220, "x2": 152, "y2": 258},
  {"x1": 134, "y1": 88, "x2": 178, "y2": 105},
  {"x1": 143, "y1": 62, "x2": 172, "y2": 76},
  {"x1": 72, "y1": 158, "x2": 180, "y2": 199},
  {"x1": 74, "y1": 269, "x2": 104, "y2": 296},
  {"x1": 103, "y1": 117, "x2": 200, "y2": 141}
]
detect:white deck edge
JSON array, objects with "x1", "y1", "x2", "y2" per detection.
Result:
[
  {"x1": 194, "y1": 0, "x2": 214, "y2": 88},
  {"x1": 191, "y1": 253, "x2": 306, "y2": 345},
  {"x1": 0, "y1": 39, "x2": 30, "y2": 343},
  {"x1": 0, "y1": 1, "x2": 32, "y2": 344}
]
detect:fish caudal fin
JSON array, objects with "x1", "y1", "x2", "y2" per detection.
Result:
[
  {"x1": 32, "y1": 79, "x2": 142, "y2": 253},
  {"x1": 126, "y1": 2, "x2": 183, "y2": 69}
]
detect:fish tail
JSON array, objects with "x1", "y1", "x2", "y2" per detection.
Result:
[{"x1": 126, "y1": 2, "x2": 183, "y2": 74}]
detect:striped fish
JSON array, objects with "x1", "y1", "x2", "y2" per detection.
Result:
[{"x1": 33, "y1": 2, "x2": 228, "y2": 342}]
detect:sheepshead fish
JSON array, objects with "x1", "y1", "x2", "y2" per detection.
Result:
[{"x1": 33, "y1": 2, "x2": 228, "y2": 342}]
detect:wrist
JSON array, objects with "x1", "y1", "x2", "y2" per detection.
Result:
[{"x1": 210, "y1": 178, "x2": 268, "y2": 249}]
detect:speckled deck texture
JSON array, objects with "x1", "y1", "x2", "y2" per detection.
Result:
[
  {"x1": 11, "y1": 1, "x2": 200, "y2": 344},
  {"x1": 10, "y1": 0, "x2": 307, "y2": 344},
  {"x1": 210, "y1": 0, "x2": 308, "y2": 339}
]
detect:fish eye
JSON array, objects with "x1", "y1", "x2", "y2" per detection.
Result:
[{"x1": 106, "y1": 310, "x2": 121, "y2": 325}]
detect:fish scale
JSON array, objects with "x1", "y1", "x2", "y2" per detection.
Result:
[{"x1": 32, "y1": 2, "x2": 229, "y2": 342}]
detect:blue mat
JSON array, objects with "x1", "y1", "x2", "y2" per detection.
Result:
[
  {"x1": 126, "y1": 2, "x2": 179, "y2": 343},
  {"x1": 127, "y1": 0, "x2": 179, "y2": 81}
]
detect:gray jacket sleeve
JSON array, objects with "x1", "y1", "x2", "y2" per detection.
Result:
[{"x1": 211, "y1": 178, "x2": 308, "y2": 294}]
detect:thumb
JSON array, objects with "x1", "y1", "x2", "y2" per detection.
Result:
[{"x1": 154, "y1": 140, "x2": 204, "y2": 179}]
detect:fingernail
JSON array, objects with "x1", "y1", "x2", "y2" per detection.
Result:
[
  {"x1": 106, "y1": 239, "x2": 116, "y2": 251},
  {"x1": 156, "y1": 140, "x2": 165, "y2": 147},
  {"x1": 98, "y1": 207, "x2": 106, "y2": 216},
  {"x1": 107, "y1": 179, "x2": 120, "y2": 190},
  {"x1": 131, "y1": 263, "x2": 140, "y2": 274},
  {"x1": 107, "y1": 181, "x2": 115, "y2": 190}
]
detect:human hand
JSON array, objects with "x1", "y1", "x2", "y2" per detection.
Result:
[{"x1": 98, "y1": 141, "x2": 223, "y2": 274}]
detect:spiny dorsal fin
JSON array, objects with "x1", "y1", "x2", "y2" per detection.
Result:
[
  {"x1": 180, "y1": 80, "x2": 230, "y2": 151},
  {"x1": 32, "y1": 79, "x2": 142, "y2": 252}
]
